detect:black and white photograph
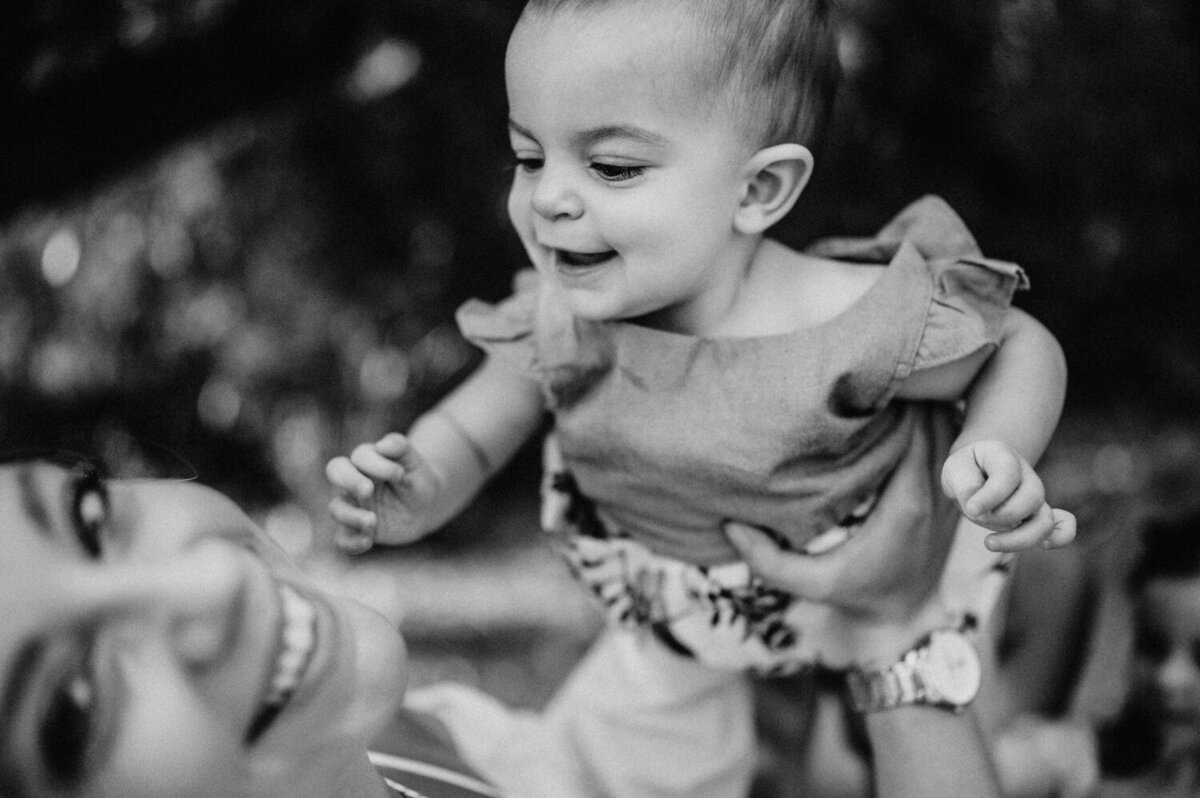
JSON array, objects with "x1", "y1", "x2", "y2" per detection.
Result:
[{"x1": 2, "y1": 1, "x2": 1198, "y2": 796}]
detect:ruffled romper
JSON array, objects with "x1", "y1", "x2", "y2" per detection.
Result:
[
  {"x1": 457, "y1": 196, "x2": 1025, "y2": 672},
  {"x1": 421, "y1": 196, "x2": 1030, "y2": 798}
]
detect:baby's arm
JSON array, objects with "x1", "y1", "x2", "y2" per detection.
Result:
[
  {"x1": 326, "y1": 355, "x2": 545, "y2": 549},
  {"x1": 896, "y1": 307, "x2": 1075, "y2": 552}
]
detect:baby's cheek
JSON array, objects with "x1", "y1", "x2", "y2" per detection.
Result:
[{"x1": 507, "y1": 182, "x2": 530, "y2": 228}]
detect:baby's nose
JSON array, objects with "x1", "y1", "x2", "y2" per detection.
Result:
[{"x1": 531, "y1": 168, "x2": 583, "y2": 221}]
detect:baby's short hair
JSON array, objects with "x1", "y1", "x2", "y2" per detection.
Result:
[{"x1": 522, "y1": 0, "x2": 841, "y2": 149}]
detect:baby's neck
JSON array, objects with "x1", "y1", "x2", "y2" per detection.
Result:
[{"x1": 673, "y1": 238, "x2": 885, "y2": 339}]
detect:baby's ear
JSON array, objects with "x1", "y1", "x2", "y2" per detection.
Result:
[{"x1": 734, "y1": 144, "x2": 813, "y2": 235}]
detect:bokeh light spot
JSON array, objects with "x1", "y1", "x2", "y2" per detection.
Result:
[
  {"x1": 1092, "y1": 443, "x2": 1136, "y2": 494},
  {"x1": 359, "y1": 346, "x2": 411, "y2": 403},
  {"x1": 197, "y1": 377, "x2": 242, "y2": 431},
  {"x1": 348, "y1": 39, "x2": 421, "y2": 103},
  {"x1": 41, "y1": 228, "x2": 82, "y2": 286}
]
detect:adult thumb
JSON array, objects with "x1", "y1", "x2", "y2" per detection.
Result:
[{"x1": 724, "y1": 521, "x2": 832, "y2": 598}]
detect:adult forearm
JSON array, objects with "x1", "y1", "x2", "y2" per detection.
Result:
[{"x1": 867, "y1": 707, "x2": 1002, "y2": 798}]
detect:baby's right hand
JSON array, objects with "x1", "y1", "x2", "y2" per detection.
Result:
[{"x1": 325, "y1": 432, "x2": 442, "y2": 552}]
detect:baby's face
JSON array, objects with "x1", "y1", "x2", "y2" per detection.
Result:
[{"x1": 505, "y1": 2, "x2": 758, "y2": 334}]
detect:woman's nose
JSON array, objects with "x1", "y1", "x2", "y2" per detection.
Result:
[
  {"x1": 530, "y1": 166, "x2": 583, "y2": 221},
  {"x1": 65, "y1": 540, "x2": 248, "y2": 670}
]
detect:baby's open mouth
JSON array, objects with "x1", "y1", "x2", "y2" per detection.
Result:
[{"x1": 555, "y1": 249, "x2": 617, "y2": 268}]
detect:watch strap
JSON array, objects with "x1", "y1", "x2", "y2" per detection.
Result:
[
  {"x1": 845, "y1": 626, "x2": 979, "y2": 714},
  {"x1": 847, "y1": 649, "x2": 921, "y2": 713}
]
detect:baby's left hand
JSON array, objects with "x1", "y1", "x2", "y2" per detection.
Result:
[{"x1": 941, "y1": 440, "x2": 1076, "y2": 552}]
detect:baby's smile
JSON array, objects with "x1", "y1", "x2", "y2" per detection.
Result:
[{"x1": 555, "y1": 248, "x2": 618, "y2": 269}]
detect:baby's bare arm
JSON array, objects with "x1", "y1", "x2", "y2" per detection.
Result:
[
  {"x1": 899, "y1": 309, "x2": 1073, "y2": 549},
  {"x1": 949, "y1": 308, "x2": 1067, "y2": 465},
  {"x1": 897, "y1": 308, "x2": 1066, "y2": 462},
  {"x1": 327, "y1": 356, "x2": 545, "y2": 547},
  {"x1": 413, "y1": 355, "x2": 547, "y2": 528}
]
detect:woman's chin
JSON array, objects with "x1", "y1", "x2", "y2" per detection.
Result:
[{"x1": 340, "y1": 598, "x2": 409, "y2": 736}]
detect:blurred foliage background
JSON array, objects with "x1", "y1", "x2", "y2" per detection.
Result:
[{"x1": 2, "y1": 0, "x2": 1200, "y2": 721}]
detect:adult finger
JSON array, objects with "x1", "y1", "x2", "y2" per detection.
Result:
[
  {"x1": 350, "y1": 443, "x2": 406, "y2": 483},
  {"x1": 325, "y1": 456, "x2": 373, "y2": 500},
  {"x1": 724, "y1": 521, "x2": 841, "y2": 600}
]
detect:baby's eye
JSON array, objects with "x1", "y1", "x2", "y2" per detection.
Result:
[
  {"x1": 512, "y1": 155, "x2": 544, "y2": 173},
  {"x1": 590, "y1": 162, "x2": 645, "y2": 183},
  {"x1": 69, "y1": 464, "x2": 110, "y2": 559}
]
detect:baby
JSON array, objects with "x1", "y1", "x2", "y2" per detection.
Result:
[{"x1": 328, "y1": 0, "x2": 1075, "y2": 794}]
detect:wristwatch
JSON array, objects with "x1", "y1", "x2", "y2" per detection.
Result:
[{"x1": 845, "y1": 627, "x2": 982, "y2": 714}]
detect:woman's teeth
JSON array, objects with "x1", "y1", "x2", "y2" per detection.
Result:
[
  {"x1": 245, "y1": 583, "x2": 318, "y2": 744},
  {"x1": 556, "y1": 249, "x2": 616, "y2": 268}
]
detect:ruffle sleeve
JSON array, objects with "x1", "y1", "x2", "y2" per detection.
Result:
[
  {"x1": 454, "y1": 268, "x2": 541, "y2": 375},
  {"x1": 910, "y1": 254, "x2": 1030, "y2": 375}
]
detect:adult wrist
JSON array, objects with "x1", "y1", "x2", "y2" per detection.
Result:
[
  {"x1": 845, "y1": 621, "x2": 982, "y2": 715},
  {"x1": 841, "y1": 602, "x2": 958, "y2": 668}
]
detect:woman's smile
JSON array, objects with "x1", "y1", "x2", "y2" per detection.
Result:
[{"x1": 246, "y1": 581, "x2": 319, "y2": 743}]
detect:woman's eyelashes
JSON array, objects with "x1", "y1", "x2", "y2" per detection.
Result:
[
  {"x1": 68, "y1": 464, "x2": 110, "y2": 559},
  {"x1": 39, "y1": 642, "x2": 98, "y2": 786}
]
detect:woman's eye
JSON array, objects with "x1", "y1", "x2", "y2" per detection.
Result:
[
  {"x1": 70, "y1": 466, "x2": 110, "y2": 559},
  {"x1": 591, "y1": 162, "x2": 645, "y2": 182},
  {"x1": 39, "y1": 664, "x2": 96, "y2": 784}
]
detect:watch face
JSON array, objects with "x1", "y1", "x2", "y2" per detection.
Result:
[{"x1": 920, "y1": 630, "x2": 982, "y2": 706}]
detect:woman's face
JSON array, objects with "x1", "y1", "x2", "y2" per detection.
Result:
[
  {"x1": 1132, "y1": 574, "x2": 1200, "y2": 754},
  {"x1": 0, "y1": 461, "x2": 407, "y2": 797}
]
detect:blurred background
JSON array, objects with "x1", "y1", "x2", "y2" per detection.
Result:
[{"x1": 2, "y1": 0, "x2": 1200, "y2": 748}]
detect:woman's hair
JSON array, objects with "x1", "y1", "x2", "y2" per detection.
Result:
[
  {"x1": 1126, "y1": 508, "x2": 1200, "y2": 593},
  {"x1": 521, "y1": 0, "x2": 842, "y2": 150}
]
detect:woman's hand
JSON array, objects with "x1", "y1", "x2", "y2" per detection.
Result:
[{"x1": 724, "y1": 416, "x2": 961, "y2": 664}]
